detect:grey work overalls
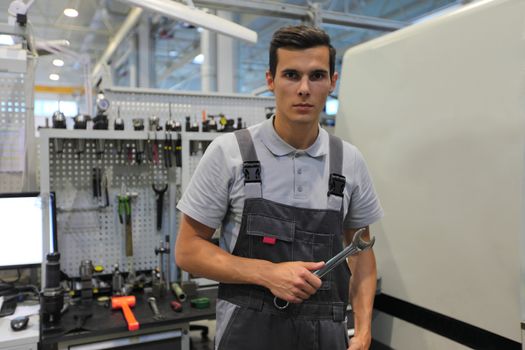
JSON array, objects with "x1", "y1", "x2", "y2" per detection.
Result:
[{"x1": 218, "y1": 129, "x2": 350, "y2": 350}]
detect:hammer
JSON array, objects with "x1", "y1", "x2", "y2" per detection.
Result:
[{"x1": 111, "y1": 295, "x2": 139, "y2": 331}]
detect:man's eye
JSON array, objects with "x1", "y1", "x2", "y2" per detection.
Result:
[
  {"x1": 310, "y1": 72, "x2": 326, "y2": 81},
  {"x1": 284, "y1": 71, "x2": 299, "y2": 79}
]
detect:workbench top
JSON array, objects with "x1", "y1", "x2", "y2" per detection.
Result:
[{"x1": 40, "y1": 287, "x2": 217, "y2": 346}]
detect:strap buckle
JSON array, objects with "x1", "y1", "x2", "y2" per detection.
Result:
[
  {"x1": 327, "y1": 173, "x2": 346, "y2": 197},
  {"x1": 243, "y1": 161, "x2": 261, "y2": 183}
]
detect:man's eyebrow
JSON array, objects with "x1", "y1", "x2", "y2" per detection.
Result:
[{"x1": 311, "y1": 69, "x2": 329, "y2": 74}]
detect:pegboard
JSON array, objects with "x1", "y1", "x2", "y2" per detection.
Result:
[
  {"x1": 0, "y1": 72, "x2": 29, "y2": 192},
  {"x1": 40, "y1": 89, "x2": 273, "y2": 278},
  {"x1": 41, "y1": 130, "x2": 175, "y2": 277}
]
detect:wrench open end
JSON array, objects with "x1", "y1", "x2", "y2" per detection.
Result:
[{"x1": 352, "y1": 227, "x2": 375, "y2": 252}]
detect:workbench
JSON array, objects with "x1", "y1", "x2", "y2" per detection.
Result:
[{"x1": 39, "y1": 288, "x2": 217, "y2": 350}]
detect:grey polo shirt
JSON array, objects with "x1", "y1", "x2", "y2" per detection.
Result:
[{"x1": 177, "y1": 116, "x2": 384, "y2": 253}]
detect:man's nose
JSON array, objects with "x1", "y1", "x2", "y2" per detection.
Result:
[{"x1": 298, "y1": 76, "x2": 311, "y2": 97}]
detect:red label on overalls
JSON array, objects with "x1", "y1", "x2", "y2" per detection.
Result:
[{"x1": 262, "y1": 236, "x2": 276, "y2": 245}]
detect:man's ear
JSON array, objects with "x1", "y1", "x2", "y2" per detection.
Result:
[
  {"x1": 330, "y1": 71, "x2": 339, "y2": 92},
  {"x1": 266, "y1": 70, "x2": 275, "y2": 91}
]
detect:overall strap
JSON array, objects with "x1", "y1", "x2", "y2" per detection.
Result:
[
  {"x1": 234, "y1": 129, "x2": 262, "y2": 198},
  {"x1": 327, "y1": 134, "x2": 345, "y2": 211}
]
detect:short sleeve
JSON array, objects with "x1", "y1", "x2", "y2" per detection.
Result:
[
  {"x1": 176, "y1": 134, "x2": 236, "y2": 229},
  {"x1": 343, "y1": 148, "x2": 384, "y2": 229}
]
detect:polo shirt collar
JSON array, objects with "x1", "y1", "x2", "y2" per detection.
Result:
[{"x1": 260, "y1": 115, "x2": 328, "y2": 158}]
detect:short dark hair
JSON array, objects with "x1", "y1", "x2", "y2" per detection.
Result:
[{"x1": 269, "y1": 25, "x2": 336, "y2": 79}]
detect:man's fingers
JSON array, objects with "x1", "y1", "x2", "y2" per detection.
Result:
[
  {"x1": 302, "y1": 261, "x2": 325, "y2": 271},
  {"x1": 303, "y1": 270, "x2": 322, "y2": 290}
]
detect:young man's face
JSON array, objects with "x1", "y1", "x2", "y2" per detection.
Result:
[{"x1": 266, "y1": 46, "x2": 337, "y2": 126}]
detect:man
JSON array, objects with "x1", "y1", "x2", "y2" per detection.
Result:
[{"x1": 175, "y1": 25, "x2": 383, "y2": 350}]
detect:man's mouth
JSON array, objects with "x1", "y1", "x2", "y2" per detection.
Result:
[{"x1": 294, "y1": 103, "x2": 314, "y2": 107}]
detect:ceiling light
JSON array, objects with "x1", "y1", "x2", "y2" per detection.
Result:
[
  {"x1": 52, "y1": 59, "x2": 64, "y2": 67},
  {"x1": 64, "y1": 8, "x2": 79, "y2": 17},
  {"x1": 0, "y1": 35, "x2": 14, "y2": 46},
  {"x1": 192, "y1": 54, "x2": 204, "y2": 65},
  {"x1": 118, "y1": 0, "x2": 257, "y2": 43},
  {"x1": 168, "y1": 50, "x2": 178, "y2": 57},
  {"x1": 49, "y1": 74, "x2": 60, "y2": 81}
]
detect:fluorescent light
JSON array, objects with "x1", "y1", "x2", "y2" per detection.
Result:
[
  {"x1": 52, "y1": 59, "x2": 64, "y2": 67},
  {"x1": 192, "y1": 53, "x2": 204, "y2": 65},
  {"x1": 0, "y1": 35, "x2": 14, "y2": 46},
  {"x1": 49, "y1": 74, "x2": 60, "y2": 81},
  {"x1": 64, "y1": 8, "x2": 79, "y2": 17},
  {"x1": 118, "y1": 0, "x2": 257, "y2": 43}
]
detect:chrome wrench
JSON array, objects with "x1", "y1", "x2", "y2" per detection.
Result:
[{"x1": 273, "y1": 227, "x2": 375, "y2": 310}]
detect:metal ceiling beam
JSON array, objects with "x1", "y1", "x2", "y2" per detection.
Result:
[
  {"x1": 193, "y1": 0, "x2": 408, "y2": 31},
  {"x1": 24, "y1": 22, "x2": 111, "y2": 36},
  {"x1": 91, "y1": 7, "x2": 143, "y2": 82}
]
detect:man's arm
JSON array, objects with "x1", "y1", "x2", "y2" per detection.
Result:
[
  {"x1": 345, "y1": 226, "x2": 377, "y2": 350},
  {"x1": 175, "y1": 213, "x2": 324, "y2": 303}
]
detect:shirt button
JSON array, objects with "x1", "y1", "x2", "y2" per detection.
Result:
[
  {"x1": 297, "y1": 186, "x2": 303, "y2": 192},
  {"x1": 297, "y1": 169, "x2": 302, "y2": 175}
]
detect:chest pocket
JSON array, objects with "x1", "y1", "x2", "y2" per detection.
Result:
[{"x1": 246, "y1": 214, "x2": 294, "y2": 263}]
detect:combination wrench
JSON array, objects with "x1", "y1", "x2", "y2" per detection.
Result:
[{"x1": 273, "y1": 227, "x2": 375, "y2": 310}]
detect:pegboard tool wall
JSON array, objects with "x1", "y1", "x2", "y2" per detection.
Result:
[
  {"x1": 46, "y1": 135, "x2": 171, "y2": 276},
  {"x1": 43, "y1": 89, "x2": 273, "y2": 277}
]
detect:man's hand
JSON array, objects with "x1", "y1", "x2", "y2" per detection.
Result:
[
  {"x1": 348, "y1": 334, "x2": 371, "y2": 350},
  {"x1": 263, "y1": 261, "x2": 324, "y2": 303}
]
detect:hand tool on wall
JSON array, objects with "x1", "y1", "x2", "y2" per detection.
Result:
[
  {"x1": 92, "y1": 167, "x2": 102, "y2": 198},
  {"x1": 164, "y1": 235, "x2": 171, "y2": 292},
  {"x1": 273, "y1": 227, "x2": 375, "y2": 310},
  {"x1": 164, "y1": 116, "x2": 175, "y2": 168},
  {"x1": 153, "y1": 133, "x2": 159, "y2": 165},
  {"x1": 51, "y1": 110, "x2": 67, "y2": 153},
  {"x1": 163, "y1": 133, "x2": 173, "y2": 168},
  {"x1": 102, "y1": 174, "x2": 109, "y2": 207},
  {"x1": 92, "y1": 167, "x2": 109, "y2": 206},
  {"x1": 147, "y1": 296, "x2": 166, "y2": 320},
  {"x1": 149, "y1": 116, "x2": 161, "y2": 164},
  {"x1": 73, "y1": 113, "x2": 89, "y2": 154},
  {"x1": 111, "y1": 295, "x2": 139, "y2": 331},
  {"x1": 132, "y1": 119, "x2": 145, "y2": 164},
  {"x1": 152, "y1": 184, "x2": 168, "y2": 231},
  {"x1": 174, "y1": 138, "x2": 182, "y2": 167},
  {"x1": 114, "y1": 107, "x2": 125, "y2": 154},
  {"x1": 118, "y1": 194, "x2": 133, "y2": 256}
]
